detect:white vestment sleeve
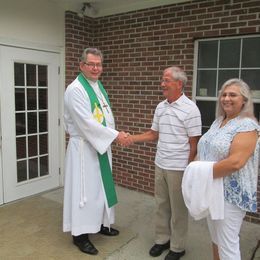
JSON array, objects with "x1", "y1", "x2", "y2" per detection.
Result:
[{"x1": 65, "y1": 83, "x2": 118, "y2": 155}]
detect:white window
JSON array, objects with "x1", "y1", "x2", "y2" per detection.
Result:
[{"x1": 193, "y1": 35, "x2": 260, "y2": 133}]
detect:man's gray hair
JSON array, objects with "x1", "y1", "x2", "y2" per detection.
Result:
[
  {"x1": 216, "y1": 78, "x2": 256, "y2": 120},
  {"x1": 80, "y1": 48, "x2": 103, "y2": 62},
  {"x1": 167, "y1": 66, "x2": 188, "y2": 88}
]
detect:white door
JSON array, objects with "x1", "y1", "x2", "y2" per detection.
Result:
[{"x1": 0, "y1": 46, "x2": 60, "y2": 203}]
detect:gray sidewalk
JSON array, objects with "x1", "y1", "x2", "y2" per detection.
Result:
[
  {"x1": 0, "y1": 186, "x2": 259, "y2": 259},
  {"x1": 108, "y1": 186, "x2": 260, "y2": 260},
  {"x1": 43, "y1": 186, "x2": 260, "y2": 260}
]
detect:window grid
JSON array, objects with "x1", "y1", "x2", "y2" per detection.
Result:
[
  {"x1": 15, "y1": 62, "x2": 49, "y2": 183},
  {"x1": 194, "y1": 35, "x2": 260, "y2": 132}
]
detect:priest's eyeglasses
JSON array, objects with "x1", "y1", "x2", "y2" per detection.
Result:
[{"x1": 84, "y1": 62, "x2": 103, "y2": 69}]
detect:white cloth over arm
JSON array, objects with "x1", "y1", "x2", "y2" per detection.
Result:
[{"x1": 182, "y1": 161, "x2": 224, "y2": 220}]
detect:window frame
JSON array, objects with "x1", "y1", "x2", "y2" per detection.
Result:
[{"x1": 193, "y1": 34, "x2": 260, "y2": 131}]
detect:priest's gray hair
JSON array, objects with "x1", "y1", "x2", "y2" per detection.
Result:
[
  {"x1": 81, "y1": 48, "x2": 104, "y2": 62},
  {"x1": 216, "y1": 78, "x2": 256, "y2": 120},
  {"x1": 166, "y1": 66, "x2": 187, "y2": 89}
]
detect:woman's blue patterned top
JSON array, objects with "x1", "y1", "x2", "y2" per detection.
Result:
[{"x1": 198, "y1": 116, "x2": 259, "y2": 212}]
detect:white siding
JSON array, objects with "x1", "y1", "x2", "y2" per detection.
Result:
[{"x1": 0, "y1": 0, "x2": 65, "y2": 50}]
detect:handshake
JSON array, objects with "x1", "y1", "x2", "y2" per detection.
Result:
[{"x1": 116, "y1": 131, "x2": 134, "y2": 147}]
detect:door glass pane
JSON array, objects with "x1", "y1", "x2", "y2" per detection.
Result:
[
  {"x1": 38, "y1": 65, "x2": 47, "y2": 86},
  {"x1": 39, "y1": 112, "x2": 47, "y2": 132},
  {"x1": 198, "y1": 41, "x2": 218, "y2": 68},
  {"x1": 219, "y1": 39, "x2": 240, "y2": 68},
  {"x1": 28, "y1": 135, "x2": 38, "y2": 157},
  {"x1": 15, "y1": 89, "x2": 25, "y2": 111},
  {"x1": 39, "y1": 89, "x2": 47, "y2": 109},
  {"x1": 17, "y1": 160, "x2": 27, "y2": 182},
  {"x1": 14, "y1": 62, "x2": 50, "y2": 183},
  {"x1": 27, "y1": 89, "x2": 37, "y2": 110},
  {"x1": 196, "y1": 70, "x2": 217, "y2": 97},
  {"x1": 26, "y1": 64, "x2": 36, "y2": 86},
  {"x1": 16, "y1": 137, "x2": 26, "y2": 159},
  {"x1": 16, "y1": 113, "x2": 26, "y2": 135},
  {"x1": 242, "y1": 37, "x2": 260, "y2": 67},
  {"x1": 29, "y1": 158, "x2": 38, "y2": 179},
  {"x1": 28, "y1": 112, "x2": 37, "y2": 134},
  {"x1": 40, "y1": 156, "x2": 48, "y2": 176},
  {"x1": 39, "y1": 134, "x2": 48, "y2": 154},
  {"x1": 14, "y1": 63, "x2": 24, "y2": 86}
]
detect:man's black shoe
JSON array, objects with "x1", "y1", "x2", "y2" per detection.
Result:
[
  {"x1": 149, "y1": 241, "x2": 170, "y2": 257},
  {"x1": 164, "y1": 250, "x2": 185, "y2": 260},
  {"x1": 73, "y1": 236, "x2": 98, "y2": 255},
  {"x1": 99, "y1": 224, "x2": 119, "y2": 236}
]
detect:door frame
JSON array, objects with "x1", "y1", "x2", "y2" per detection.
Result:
[
  {"x1": 0, "y1": 42, "x2": 65, "y2": 204},
  {"x1": 0, "y1": 108, "x2": 3, "y2": 204}
]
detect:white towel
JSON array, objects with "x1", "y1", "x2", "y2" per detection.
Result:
[{"x1": 182, "y1": 161, "x2": 224, "y2": 220}]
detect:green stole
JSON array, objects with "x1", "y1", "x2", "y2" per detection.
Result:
[{"x1": 78, "y1": 73, "x2": 118, "y2": 208}]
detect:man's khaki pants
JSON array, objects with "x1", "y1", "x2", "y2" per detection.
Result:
[{"x1": 154, "y1": 165, "x2": 188, "y2": 252}]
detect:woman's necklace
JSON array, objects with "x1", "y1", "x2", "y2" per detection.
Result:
[
  {"x1": 220, "y1": 118, "x2": 229, "y2": 127},
  {"x1": 221, "y1": 116, "x2": 236, "y2": 127}
]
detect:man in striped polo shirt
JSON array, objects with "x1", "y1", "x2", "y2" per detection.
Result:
[{"x1": 129, "y1": 66, "x2": 202, "y2": 260}]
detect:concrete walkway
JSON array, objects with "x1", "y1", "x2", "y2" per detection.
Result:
[
  {"x1": 108, "y1": 186, "x2": 260, "y2": 260},
  {"x1": 43, "y1": 186, "x2": 259, "y2": 260},
  {"x1": 1, "y1": 186, "x2": 259, "y2": 259}
]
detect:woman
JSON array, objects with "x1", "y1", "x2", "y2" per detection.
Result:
[{"x1": 197, "y1": 78, "x2": 259, "y2": 260}]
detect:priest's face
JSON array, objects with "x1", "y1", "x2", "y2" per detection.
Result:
[{"x1": 80, "y1": 53, "x2": 103, "y2": 81}]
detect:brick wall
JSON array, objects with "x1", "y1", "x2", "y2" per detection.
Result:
[
  {"x1": 65, "y1": 0, "x2": 260, "y2": 223},
  {"x1": 65, "y1": 12, "x2": 95, "y2": 86}
]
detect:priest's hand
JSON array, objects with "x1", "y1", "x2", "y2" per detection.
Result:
[
  {"x1": 120, "y1": 133, "x2": 134, "y2": 147},
  {"x1": 116, "y1": 131, "x2": 133, "y2": 147}
]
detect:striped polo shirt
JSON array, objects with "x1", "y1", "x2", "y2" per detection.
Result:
[{"x1": 151, "y1": 94, "x2": 202, "y2": 171}]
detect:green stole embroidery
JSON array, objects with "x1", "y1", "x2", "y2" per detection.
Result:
[{"x1": 78, "y1": 73, "x2": 118, "y2": 208}]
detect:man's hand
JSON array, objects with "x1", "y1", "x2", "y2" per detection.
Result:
[{"x1": 116, "y1": 131, "x2": 133, "y2": 147}]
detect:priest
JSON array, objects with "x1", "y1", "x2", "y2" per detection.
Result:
[{"x1": 63, "y1": 47, "x2": 128, "y2": 255}]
